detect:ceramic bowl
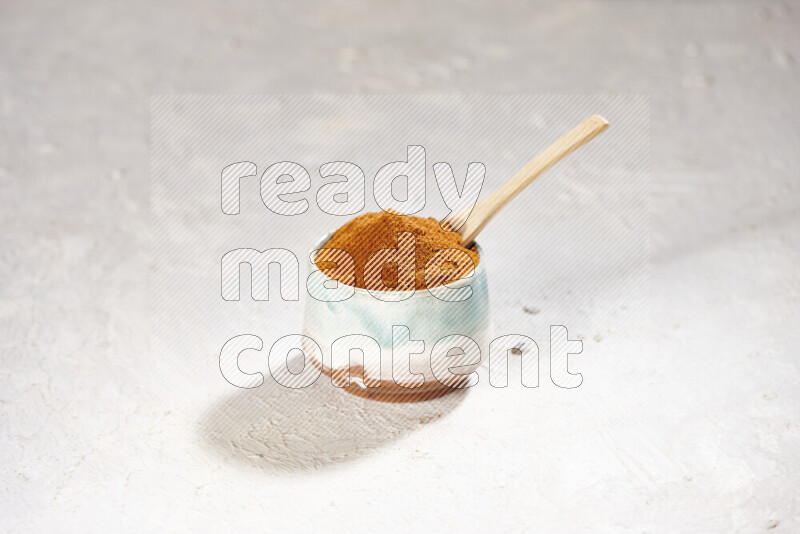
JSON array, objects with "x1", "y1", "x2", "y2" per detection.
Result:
[{"x1": 302, "y1": 232, "x2": 491, "y2": 402}]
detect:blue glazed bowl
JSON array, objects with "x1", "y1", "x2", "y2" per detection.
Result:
[{"x1": 303, "y1": 232, "x2": 491, "y2": 400}]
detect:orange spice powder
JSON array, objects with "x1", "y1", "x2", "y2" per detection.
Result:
[{"x1": 318, "y1": 211, "x2": 480, "y2": 290}]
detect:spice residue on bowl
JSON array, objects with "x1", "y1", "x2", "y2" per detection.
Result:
[{"x1": 317, "y1": 211, "x2": 480, "y2": 290}]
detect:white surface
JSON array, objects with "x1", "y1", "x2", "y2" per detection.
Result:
[{"x1": 1, "y1": 1, "x2": 799, "y2": 532}]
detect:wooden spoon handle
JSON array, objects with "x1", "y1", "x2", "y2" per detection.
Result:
[{"x1": 454, "y1": 114, "x2": 609, "y2": 246}]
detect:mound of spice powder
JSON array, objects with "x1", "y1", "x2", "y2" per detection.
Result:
[{"x1": 319, "y1": 211, "x2": 480, "y2": 290}]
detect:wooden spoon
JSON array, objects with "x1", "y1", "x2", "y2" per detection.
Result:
[{"x1": 448, "y1": 115, "x2": 609, "y2": 246}]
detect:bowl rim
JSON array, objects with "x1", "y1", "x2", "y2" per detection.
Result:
[{"x1": 307, "y1": 231, "x2": 485, "y2": 300}]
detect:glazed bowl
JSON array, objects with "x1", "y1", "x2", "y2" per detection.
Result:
[{"x1": 302, "y1": 232, "x2": 491, "y2": 402}]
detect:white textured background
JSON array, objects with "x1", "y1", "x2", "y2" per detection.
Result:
[{"x1": 1, "y1": 1, "x2": 799, "y2": 532}]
